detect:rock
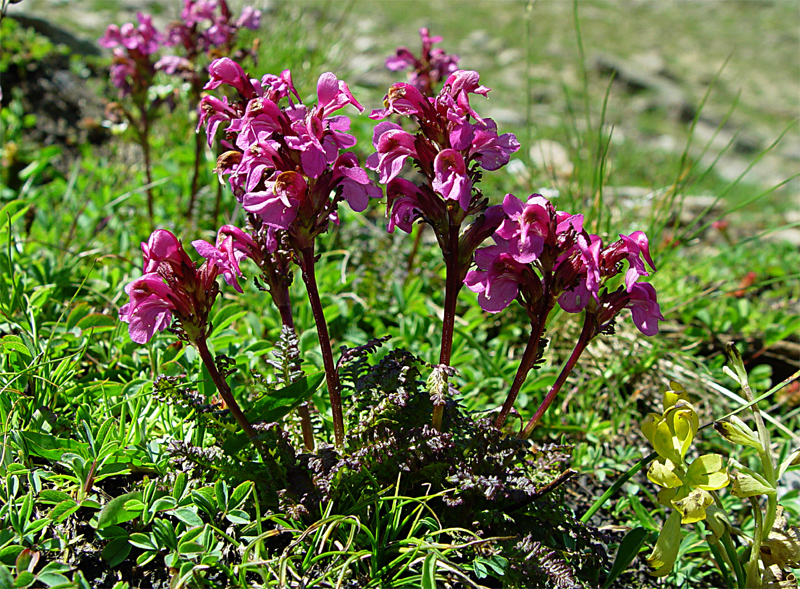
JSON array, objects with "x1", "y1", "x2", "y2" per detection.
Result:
[
  {"x1": 8, "y1": 13, "x2": 101, "y2": 55},
  {"x1": 592, "y1": 53, "x2": 695, "y2": 122},
  {"x1": 529, "y1": 140, "x2": 574, "y2": 180}
]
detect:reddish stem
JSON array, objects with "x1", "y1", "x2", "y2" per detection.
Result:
[
  {"x1": 194, "y1": 335, "x2": 277, "y2": 469},
  {"x1": 439, "y1": 223, "x2": 460, "y2": 367},
  {"x1": 138, "y1": 104, "x2": 154, "y2": 223},
  {"x1": 494, "y1": 315, "x2": 549, "y2": 429},
  {"x1": 186, "y1": 123, "x2": 204, "y2": 220},
  {"x1": 519, "y1": 313, "x2": 595, "y2": 439},
  {"x1": 432, "y1": 223, "x2": 461, "y2": 431},
  {"x1": 299, "y1": 245, "x2": 345, "y2": 447}
]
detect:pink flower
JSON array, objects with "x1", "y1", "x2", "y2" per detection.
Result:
[
  {"x1": 332, "y1": 153, "x2": 382, "y2": 213},
  {"x1": 386, "y1": 178, "x2": 424, "y2": 234},
  {"x1": 432, "y1": 149, "x2": 471, "y2": 211},
  {"x1": 205, "y1": 57, "x2": 257, "y2": 98},
  {"x1": 242, "y1": 171, "x2": 305, "y2": 229},
  {"x1": 601, "y1": 230, "x2": 657, "y2": 291},
  {"x1": 192, "y1": 225, "x2": 260, "y2": 293},
  {"x1": 315, "y1": 72, "x2": 363, "y2": 118},
  {"x1": 626, "y1": 282, "x2": 664, "y2": 336},
  {"x1": 365, "y1": 122, "x2": 418, "y2": 184},
  {"x1": 236, "y1": 6, "x2": 261, "y2": 30},
  {"x1": 495, "y1": 194, "x2": 552, "y2": 264},
  {"x1": 470, "y1": 118, "x2": 520, "y2": 171},
  {"x1": 119, "y1": 274, "x2": 176, "y2": 344},
  {"x1": 142, "y1": 229, "x2": 193, "y2": 276},
  {"x1": 370, "y1": 83, "x2": 430, "y2": 119},
  {"x1": 464, "y1": 240, "x2": 527, "y2": 313}
]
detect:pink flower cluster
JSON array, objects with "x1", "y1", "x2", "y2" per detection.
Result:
[
  {"x1": 385, "y1": 28, "x2": 460, "y2": 96},
  {"x1": 159, "y1": 0, "x2": 261, "y2": 73},
  {"x1": 120, "y1": 228, "x2": 259, "y2": 343},
  {"x1": 465, "y1": 194, "x2": 664, "y2": 336},
  {"x1": 100, "y1": 1, "x2": 261, "y2": 96},
  {"x1": 198, "y1": 58, "x2": 380, "y2": 241},
  {"x1": 99, "y1": 13, "x2": 164, "y2": 96},
  {"x1": 368, "y1": 70, "x2": 519, "y2": 237}
]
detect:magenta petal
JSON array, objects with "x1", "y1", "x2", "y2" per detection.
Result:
[{"x1": 480, "y1": 277, "x2": 518, "y2": 313}]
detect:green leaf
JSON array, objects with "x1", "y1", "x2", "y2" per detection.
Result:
[
  {"x1": 209, "y1": 304, "x2": 247, "y2": 338},
  {"x1": 49, "y1": 499, "x2": 78, "y2": 523},
  {"x1": 246, "y1": 373, "x2": 324, "y2": 424},
  {"x1": 37, "y1": 572, "x2": 71, "y2": 588},
  {"x1": 229, "y1": 481, "x2": 251, "y2": 511},
  {"x1": 225, "y1": 510, "x2": 249, "y2": 525},
  {"x1": 38, "y1": 490, "x2": 71, "y2": 504},
  {"x1": 75, "y1": 313, "x2": 117, "y2": 334},
  {"x1": 0, "y1": 545, "x2": 25, "y2": 566},
  {"x1": 102, "y1": 537, "x2": 131, "y2": 568},
  {"x1": 95, "y1": 491, "x2": 143, "y2": 529},
  {"x1": 421, "y1": 553, "x2": 437, "y2": 589},
  {"x1": 1, "y1": 335, "x2": 31, "y2": 359},
  {"x1": 20, "y1": 431, "x2": 88, "y2": 461},
  {"x1": 95, "y1": 526, "x2": 128, "y2": 541},
  {"x1": 0, "y1": 201, "x2": 30, "y2": 231},
  {"x1": 66, "y1": 303, "x2": 91, "y2": 331},
  {"x1": 12, "y1": 571, "x2": 36, "y2": 588},
  {"x1": 628, "y1": 493, "x2": 660, "y2": 532},
  {"x1": 171, "y1": 508, "x2": 203, "y2": 528},
  {"x1": 602, "y1": 527, "x2": 648, "y2": 589},
  {"x1": 128, "y1": 533, "x2": 157, "y2": 551},
  {"x1": 172, "y1": 473, "x2": 188, "y2": 501},
  {"x1": 178, "y1": 542, "x2": 204, "y2": 554}
]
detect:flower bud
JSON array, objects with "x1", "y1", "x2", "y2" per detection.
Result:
[
  {"x1": 714, "y1": 415, "x2": 763, "y2": 452},
  {"x1": 731, "y1": 470, "x2": 776, "y2": 498}
]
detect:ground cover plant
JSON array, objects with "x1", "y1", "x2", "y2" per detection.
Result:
[{"x1": 1, "y1": 1, "x2": 798, "y2": 587}]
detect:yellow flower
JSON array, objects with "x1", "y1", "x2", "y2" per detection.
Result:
[
  {"x1": 642, "y1": 382, "x2": 698, "y2": 465},
  {"x1": 642, "y1": 383, "x2": 730, "y2": 576}
]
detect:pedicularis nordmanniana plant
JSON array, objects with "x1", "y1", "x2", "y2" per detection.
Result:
[
  {"x1": 100, "y1": 0, "x2": 261, "y2": 221},
  {"x1": 120, "y1": 54, "x2": 664, "y2": 449}
]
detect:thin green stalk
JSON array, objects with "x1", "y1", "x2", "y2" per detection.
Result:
[
  {"x1": 707, "y1": 538, "x2": 736, "y2": 589},
  {"x1": 580, "y1": 451, "x2": 657, "y2": 524},
  {"x1": 299, "y1": 245, "x2": 344, "y2": 447},
  {"x1": 745, "y1": 496, "x2": 764, "y2": 588}
]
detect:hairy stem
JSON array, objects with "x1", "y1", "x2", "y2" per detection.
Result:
[
  {"x1": 194, "y1": 336, "x2": 275, "y2": 469},
  {"x1": 495, "y1": 313, "x2": 549, "y2": 429},
  {"x1": 187, "y1": 122, "x2": 204, "y2": 219},
  {"x1": 520, "y1": 313, "x2": 594, "y2": 439},
  {"x1": 138, "y1": 104, "x2": 154, "y2": 222},
  {"x1": 439, "y1": 223, "x2": 461, "y2": 367},
  {"x1": 299, "y1": 245, "x2": 344, "y2": 447},
  {"x1": 274, "y1": 297, "x2": 315, "y2": 452}
]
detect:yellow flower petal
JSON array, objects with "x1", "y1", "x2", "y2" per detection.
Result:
[
  {"x1": 673, "y1": 488, "x2": 713, "y2": 524},
  {"x1": 686, "y1": 454, "x2": 730, "y2": 490},
  {"x1": 647, "y1": 509, "x2": 683, "y2": 576},
  {"x1": 648, "y1": 458, "x2": 683, "y2": 489}
]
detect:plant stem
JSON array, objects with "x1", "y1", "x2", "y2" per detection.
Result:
[
  {"x1": 194, "y1": 336, "x2": 273, "y2": 467},
  {"x1": 520, "y1": 313, "x2": 594, "y2": 439},
  {"x1": 745, "y1": 496, "x2": 764, "y2": 588},
  {"x1": 187, "y1": 120, "x2": 204, "y2": 220},
  {"x1": 439, "y1": 223, "x2": 460, "y2": 367},
  {"x1": 495, "y1": 315, "x2": 549, "y2": 429},
  {"x1": 299, "y1": 245, "x2": 344, "y2": 447},
  {"x1": 581, "y1": 451, "x2": 657, "y2": 524},
  {"x1": 138, "y1": 103, "x2": 154, "y2": 223},
  {"x1": 274, "y1": 303, "x2": 315, "y2": 453}
]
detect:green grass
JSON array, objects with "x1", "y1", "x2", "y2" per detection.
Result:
[{"x1": 0, "y1": 1, "x2": 798, "y2": 587}]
